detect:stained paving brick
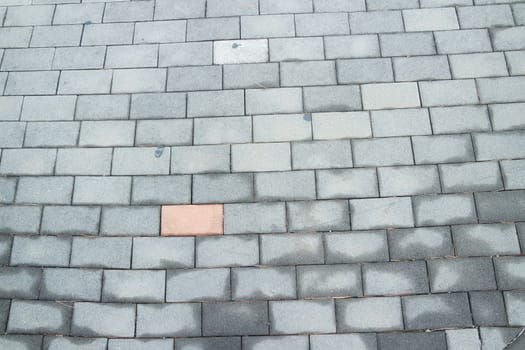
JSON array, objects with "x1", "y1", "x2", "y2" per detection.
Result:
[
  {"x1": 167, "y1": 268, "x2": 230, "y2": 302},
  {"x1": 337, "y1": 297, "x2": 403, "y2": 332},
  {"x1": 325, "y1": 231, "x2": 389, "y2": 264},
  {"x1": 203, "y1": 301, "x2": 268, "y2": 336}
]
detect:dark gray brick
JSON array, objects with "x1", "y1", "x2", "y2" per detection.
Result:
[
  {"x1": 414, "y1": 194, "x2": 477, "y2": 226},
  {"x1": 16, "y1": 176, "x2": 73, "y2": 205},
  {"x1": 378, "y1": 165, "x2": 440, "y2": 196},
  {"x1": 41, "y1": 268, "x2": 102, "y2": 302},
  {"x1": 71, "y1": 302, "x2": 136, "y2": 337},
  {"x1": 137, "y1": 303, "x2": 200, "y2": 337},
  {"x1": 8, "y1": 300, "x2": 71, "y2": 334},
  {"x1": 175, "y1": 337, "x2": 241, "y2": 350},
  {"x1": 380, "y1": 32, "x2": 435, "y2": 57},
  {"x1": 476, "y1": 190, "x2": 525, "y2": 223},
  {"x1": 413, "y1": 134, "x2": 475, "y2": 164},
  {"x1": 297, "y1": 264, "x2": 362, "y2": 298},
  {"x1": 243, "y1": 336, "x2": 309, "y2": 350},
  {"x1": 428, "y1": 257, "x2": 497, "y2": 292},
  {"x1": 70, "y1": 237, "x2": 131, "y2": 269},
  {"x1": 132, "y1": 176, "x2": 191, "y2": 205},
  {"x1": 388, "y1": 227, "x2": 453, "y2": 260},
  {"x1": 440, "y1": 162, "x2": 503, "y2": 193},
  {"x1": 0, "y1": 148, "x2": 56, "y2": 175},
  {"x1": 0, "y1": 335, "x2": 42, "y2": 350},
  {"x1": 270, "y1": 300, "x2": 335, "y2": 334},
  {"x1": 56, "y1": 148, "x2": 112, "y2": 176},
  {"x1": 0, "y1": 177, "x2": 16, "y2": 203},
  {"x1": 287, "y1": 200, "x2": 350, "y2": 232},
  {"x1": 311, "y1": 334, "x2": 378, "y2": 350},
  {"x1": 108, "y1": 339, "x2": 173, "y2": 350},
  {"x1": 193, "y1": 116, "x2": 251, "y2": 145},
  {"x1": 254, "y1": 171, "x2": 316, "y2": 201},
  {"x1": 0, "y1": 300, "x2": 9, "y2": 333},
  {"x1": 133, "y1": 237, "x2": 194, "y2": 269},
  {"x1": 167, "y1": 268, "x2": 230, "y2": 302},
  {"x1": 363, "y1": 261, "x2": 428, "y2": 296},
  {"x1": 203, "y1": 301, "x2": 268, "y2": 336},
  {"x1": 494, "y1": 256, "x2": 525, "y2": 290},
  {"x1": 470, "y1": 291, "x2": 507, "y2": 326},
  {"x1": 232, "y1": 267, "x2": 296, "y2": 300},
  {"x1": 260, "y1": 233, "x2": 324, "y2": 265},
  {"x1": 100, "y1": 206, "x2": 159, "y2": 236},
  {"x1": 430, "y1": 105, "x2": 491, "y2": 134},
  {"x1": 378, "y1": 332, "x2": 447, "y2": 350},
  {"x1": 353, "y1": 137, "x2": 413, "y2": 167},
  {"x1": 197, "y1": 235, "x2": 258, "y2": 267},
  {"x1": 0, "y1": 236, "x2": 12, "y2": 265},
  {"x1": 112, "y1": 147, "x2": 171, "y2": 175},
  {"x1": 292, "y1": 140, "x2": 353, "y2": 170},
  {"x1": 224, "y1": 203, "x2": 286, "y2": 234},
  {"x1": 73, "y1": 176, "x2": 131, "y2": 205},
  {"x1": 0, "y1": 205, "x2": 41, "y2": 234},
  {"x1": 131, "y1": 93, "x2": 186, "y2": 119},
  {"x1": 337, "y1": 297, "x2": 403, "y2": 331},
  {"x1": 317, "y1": 168, "x2": 378, "y2": 199},
  {"x1": 0, "y1": 267, "x2": 41, "y2": 299},
  {"x1": 44, "y1": 337, "x2": 107, "y2": 349},
  {"x1": 135, "y1": 119, "x2": 192, "y2": 146},
  {"x1": 452, "y1": 224, "x2": 520, "y2": 256},
  {"x1": 193, "y1": 174, "x2": 254, "y2": 203},
  {"x1": 304, "y1": 85, "x2": 362, "y2": 112},
  {"x1": 351, "y1": 197, "x2": 414, "y2": 230},
  {"x1": 10, "y1": 236, "x2": 71, "y2": 267},
  {"x1": 325, "y1": 231, "x2": 389, "y2": 263},
  {"x1": 102, "y1": 270, "x2": 165, "y2": 303}
]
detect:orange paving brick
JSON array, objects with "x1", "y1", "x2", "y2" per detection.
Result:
[{"x1": 161, "y1": 204, "x2": 224, "y2": 236}]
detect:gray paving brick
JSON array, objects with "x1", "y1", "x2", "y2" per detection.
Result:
[
  {"x1": 0, "y1": 236, "x2": 11, "y2": 265},
  {"x1": 5, "y1": 5, "x2": 53, "y2": 26},
  {"x1": 59, "y1": 70, "x2": 112, "y2": 95},
  {"x1": 194, "y1": 116, "x2": 251, "y2": 145},
  {"x1": 56, "y1": 148, "x2": 112, "y2": 176},
  {"x1": 378, "y1": 332, "x2": 447, "y2": 350},
  {"x1": 171, "y1": 145, "x2": 229, "y2": 174},
  {"x1": 44, "y1": 337, "x2": 107, "y2": 350},
  {"x1": 490, "y1": 103, "x2": 525, "y2": 131},
  {"x1": 0, "y1": 206, "x2": 42, "y2": 234},
  {"x1": 22, "y1": 95, "x2": 76, "y2": 121},
  {"x1": 310, "y1": 334, "x2": 378, "y2": 350},
  {"x1": 224, "y1": 203, "x2": 286, "y2": 234},
  {"x1": 414, "y1": 194, "x2": 477, "y2": 226},
  {"x1": 232, "y1": 266, "x2": 295, "y2": 300},
  {"x1": 0, "y1": 299, "x2": 9, "y2": 332},
  {"x1": 458, "y1": 4, "x2": 513, "y2": 29},
  {"x1": 261, "y1": 233, "x2": 324, "y2": 265},
  {"x1": 317, "y1": 168, "x2": 378, "y2": 199},
  {"x1": 337, "y1": 58, "x2": 392, "y2": 84},
  {"x1": 53, "y1": 3, "x2": 104, "y2": 24},
  {"x1": 193, "y1": 173, "x2": 254, "y2": 203},
  {"x1": 207, "y1": 0, "x2": 258, "y2": 16},
  {"x1": 243, "y1": 336, "x2": 308, "y2": 350},
  {"x1": 0, "y1": 122, "x2": 25, "y2": 148},
  {"x1": 132, "y1": 175, "x2": 191, "y2": 205},
  {"x1": 197, "y1": 235, "x2": 258, "y2": 267},
  {"x1": 103, "y1": 0, "x2": 153, "y2": 22},
  {"x1": 8, "y1": 300, "x2": 71, "y2": 334},
  {"x1": 82, "y1": 23, "x2": 134, "y2": 45},
  {"x1": 477, "y1": 77, "x2": 525, "y2": 104},
  {"x1": 75, "y1": 95, "x2": 129, "y2": 120},
  {"x1": 404, "y1": 7, "x2": 459, "y2": 31},
  {"x1": 368, "y1": 0, "x2": 417, "y2": 9},
  {"x1": 253, "y1": 114, "x2": 311, "y2": 142},
  {"x1": 362, "y1": 82, "x2": 420, "y2": 110},
  {"x1": 419, "y1": 79, "x2": 479, "y2": 106},
  {"x1": 1, "y1": 48, "x2": 54, "y2": 71},
  {"x1": 394, "y1": 55, "x2": 451, "y2": 81},
  {"x1": 312, "y1": 111, "x2": 371, "y2": 140},
  {"x1": 514, "y1": 3, "x2": 525, "y2": 24},
  {"x1": 0, "y1": 267, "x2": 41, "y2": 299},
  {"x1": 133, "y1": 237, "x2": 193, "y2": 269},
  {"x1": 0, "y1": 335, "x2": 42, "y2": 350},
  {"x1": 519, "y1": 223, "x2": 525, "y2": 254},
  {"x1": 5, "y1": 71, "x2": 59, "y2": 96},
  {"x1": 429, "y1": 257, "x2": 496, "y2": 292},
  {"x1": 159, "y1": 42, "x2": 213, "y2": 67},
  {"x1": 167, "y1": 268, "x2": 230, "y2": 302},
  {"x1": 203, "y1": 301, "x2": 268, "y2": 336},
  {"x1": 494, "y1": 256, "x2": 525, "y2": 289},
  {"x1": 470, "y1": 291, "x2": 507, "y2": 326},
  {"x1": 167, "y1": 66, "x2": 221, "y2": 92},
  {"x1": 224, "y1": 63, "x2": 279, "y2": 90},
  {"x1": 430, "y1": 105, "x2": 490, "y2": 134},
  {"x1": 24, "y1": 121, "x2": 79, "y2": 147},
  {"x1": 474, "y1": 131, "x2": 525, "y2": 161},
  {"x1": 79, "y1": 121, "x2": 135, "y2": 147},
  {"x1": 270, "y1": 300, "x2": 335, "y2": 334},
  {"x1": 349, "y1": 11, "x2": 404, "y2": 33},
  {"x1": 0, "y1": 177, "x2": 16, "y2": 203},
  {"x1": 325, "y1": 231, "x2": 389, "y2": 263},
  {"x1": 30, "y1": 25, "x2": 82, "y2": 47},
  {"x1": 187, "y1": 17, "x2": 240, "y2": 41},
  {"x1": 501, "y1": 159, "x2": 525, "y2": 190},
  {"x1": 260, "y1": 0, "x2": 313, "y2": 14},
  {"x1": 351, "y1": 197, "x2": 414, "y2": 230},
  {"x1": 175, "y1": 337, "x2": 240, "y2": 350},
  {"x1": 388, "y1": 227, "x2": 453, "y2": 260},
  {"x1": 16, "y1": 176, "x2": 73, "y2": 204},
  {"x1": 72, "y1": 302, "x2": 135, "y2": 337},
  {"x1": 10, "y1": 236, "x2": 70, "y2": 267},
  {"x1": 70, "y1": 237, "x2": 131, "y2": 269},
  {"x1": 241, "y1": 15, "x2": 295, "y2": 38},
  {"x1": 314, "y1": 0, "x2": 365, "y2": 11},
  {"x1": 504, "y1": 291, "x2": 525, "y2": 326},
  {"x1": 131, "y1": 93, "x2": 186, "y2": 119},
  {"x1": 440, "y1": 162, "x2": 503, "y2": 193},
  {"x1": 435, "y1": 29, "x2": 492, "y2": 54},
  {"x1": 337, "y1": 297, "x2": 403, "y2": 331},
  {"x1": 105, "y1": 45, "x2": 157, "y2": 69},
  {"x1": 506, "y1": 51, "x2": 525, "y2": 75},
  {"x1": 281, "y1": 61, "x2": 336, "y2": 86},
  {"x1": 413, "y1": 134, "x2": 475, "y2": 164},
  {"x1": 325, "y1": 34, "x2": 380, "y2": 59},
  {"x1": 232, "y1": 143, "x2": 291, "y2": 172},
  {"x1": 477, "y1": 190, "x2": 525, "y2": 223},
  {"x1": 254, "y1": 170, "x2": 316, "y2": 201},
  {"x1": 100, "y1": 206, "x2": 159, "y2": 236},
  {"x1": 102, "y1": 270, "x2": 164, "y2": 303},
  {"x1": 371, "y1": 108, "x2": 431, "y2": 137},
  {"x1": 288, "y1": 200, "x2": 350, "y2": 232},
  {"x1": 246, "y1": 88, "x2": 302, "y2": 115},
  {"x1": 451, "y1": 52, "x2": 508, "y2": 79},
  {"x1": 480, "y1": 327, "x2": 523, "y2": 350},
  {"x1": 108, "y1": 339, "x2": 173, "y2": 350},
  {"x1": 0, "y1": 148, "x2": 56, "y2": 175},
  {"x1": 298, "y1": 264, "x2": 362, "y2": 298},
  {"x1": 305, "y1": 85, "x2": 362, "y2": 112},
  {"x1": 134, "y1": 20, "x2": 186, "y2": 44},
  {"x1": 269, "y1": 37, "x2": 324, "y2": 61},
  {"x1": 0, "y1": 27, "x2": 32, "y2": 48},
  {"x1": 364, "y1": 261, "x2": 428, "y2": 295},
  {"x1": 403, "y1": 293, "x2": 472, "y2": 329},
  {"x1": 41, "y1": 268, "x2": 102, "y2": 301},
  {"x1": 135, "y1": 120, "x2": 192, "y2": 147},
  {"x1": 353, "y1": 137, "x2": 413, "y2": 167},
  {"x1": 188, "y1": 90, "x2": 244, "y2": 117},
  {"x1": 0, "y1": 96, "x2": 23, "y2": 121},
  {"x1": 292, "y1": 140, "x2": 353, "y2": 169},
  {"x1": 73, "y1": 176, "x2": 131, "y2": 205},
  {"x1": 421, "y1": 0, "x2": 470, "y2": 6},
  {"x1": 296, "y1": 13, "x2": 349, "y2": 36},
  {"x1": 214, "y1": 39, "x2": 268, "y2": 64},
  {"x1": 137, "y1": 303, "x2": 200, "y2": 337},
  {"x1": 154, "y1": 0, "x2": 205, "y2": 20},
  {"x1": 112, "y1": 68, "x2": 166, "y2": 94}
]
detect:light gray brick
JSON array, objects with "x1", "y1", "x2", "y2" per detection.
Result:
[
  {"x1": 420, "y1": 79, "x2": 479, "y2": 106},
  {"x1": 232, "y1": 143, "x2": 291, "y2": 172},
  {"x1": 0, "y1": 96, "x2": 23, "y2": 121},
  {"x1": 489, "y1": 102, "x2": 525, "y2": 130},
  {"x1": 296, "y1": 13, "x2": 349, "y2": 36},
  {"x1": 450, "y1": 52, "x2": 508, "y2": 79},
  {"x1": 225, "y1": 203, "x2": 286, "y2": 234},
  {"x1": 380, "y1": 32, "x2": 436, "y2": 57},
  {"x1": 171, "y1": 145, "x2": 229, "y2": 174},
  {"x1": 0, "y1": 27, "x2": 32, "y2": 48},
  {"x1": 134, "y1": 20, "x2": 186, "y2": 44},
  {"x1": 349, "y1": 11, "x2": 404, "y2": 33},
  {"x1": 317, "y1": 168, "x2": 378, "y2": 199},
  {"x1": 435, "y1": 29, "x2": 492, "y2": 54},
  {"x1": 364, "y1": 261, "x2": 428, "y2": 295},
  {"x1": 403, "y1": 8, "x2": 459, "y2": 31},
  {"x1": 233, "y1": 266, "x2": 296, "y2": 300},
  {"x1": 197, "y1": 235, "x2": 258, "y2": 267},
  {"x1": 41, "y1": 268, "x2": 102, "y2": 301},
  {"x1": 515, "y1": 3, "x2": 525, "y2": 25},
  {"x1": 5, "y1": 71, "x2": 59, "y2": 95},
  {"x1": 8, "y1": 300, "x2": 71, "y2": 334},
  {"x1": 137, "y1": 304, "x2": 200, "y2": 337},
  {"x1": 0, "y1": 148, "x2": 56, "y2": 175},
  {"x1": 131, "y1": 93, "x2": 186, "y2": 119},
  {"x1": 71, "y1": 237, "x2": 131, "y2": 269},
  {"x1": 16, "y1": 176, "x2": 73, "y2": 204},
  {"x1": 281, "y1": 61, "x2": 336, "y2": 86},
  {"x1": 479, "y1": 327, "x2": 523, "y2": 350},
  {"x1": 243, "y1": 336, "x2": 308, "y2": 350},
  {"x1": 108, "y1": 339, "x2": 173, "y2": 350},
  {"x1": 30, "y1": 25, "x2": 82, "y2": 47},
  {"x1": 270, "y1": 300, "x2": 335, "y2": 334},
  {"x1": 261, "y1": 233, "x2": 324, "y2": 265},
  {"x1": 414, "y1": 194, "x2": 477, "y2": 226},
  {"x1": 253, "y1": 114, "x2": 311, "y2": 142},
  {"x1": 167, "y1": 268, "x2": 230, "y2": 302},
  {"x1": 241, "y1": 15, "x2": 295, "y2": 38},
  {"x1": 491, "y1": 26, "x2": 525, "y2": 50},
  {"x1": 76, "y1": 95, "x2": 129, "y2": 120},
  {"x1": 325, "y1": 230, "x2": 388, "y2": 263},
  {"x1": 298, "y1": 264, "x2": 362, "y2": 298},
  {"x1": 112, "y1": 68, "x2": 166, "y2": 94},
  {"x1": 132, "y1": 175, "x2": 191, "y2": 205},
  {"x1": 53, "y1": 47, "x2": 106, "y2": 70},
  {"x1": 103, "y1": 1, "x2": 153, "y2": 22},
  {"x1": 105, "y1": 45, "x2": 157, "y2": 69},
  {"x1": 224, "y1": 63, "x2": 279, "y2": 89},
  {"x1": 194, "y1": 117, "x2": 251, "y2": 145},
  {"x1": 311, "y1": 334, "x2": 378, "y2": 350},
  {"x1": 71, "y1": 302, "x2": 135, "y2": 337},
  {"x1": 73, "y1": 176, "x2": 131, "y2": 205},
  {"x1": 24, "y1": 121, "x2": 79, "y2": 147},
  {"x1": 260, "y1": 0, "x2": 313, "y2": 14},
  {"x1": 203, "y1": 301, "x2": 268, "y2": 336},
  {"x1": 269, "y1": 37, "x2": 324, "y2": 61},
  {"x1": 5, "y1": 5, "x2": 53, "y2": 26},
  {"x1": 136, "y1": 120, "x2": 192, "y2": 146},
  {"x1": 44, "y1": 337, "x2": 107, "y2": 350},
  {"x1": 288, "y1": 200, "x2": 350, "y2": 232},
  {"x1": 175, "y1": 337, "x2": 241, "y2": 350},
  {"x1": 1, "y1": 48, "x2": 54, "y2": 71},
  {"x1": 353, "y1": 137, "x2": 413, "y2": 167},
  {"x1": 388, "y1": 227, "x2": 453, "y2": 260},
  {"x1": 454, "y1": 224, "x2": 520, "y2": 256},
  {"x1": 477, "y1": 77, "x2": 525, "y2": 104},
  {"x1": 0, "y1": 206, "x2": 41, "y2": 234},
  {"x1": 351, "y1": 197, "x2": 414, "y2": 230},
  {"x1": 188, "y1": 90, "x2": 244, "y2": 117},
  {"x1": 187, "y1": 17, "x2": 240, "y2": 41},
  {"x1": 394, "y1": 55, "x2": 451, "y2": 81},
  {"x1": 378, "y1": 165, "x2": 440, "y2": 196},
  {"x1": 82, "y1": 23, "x2": 134, "y2": 45},
  {"x1": 53, "y1": 3, "x2": 104, "y2": 24},
  {"x1": 193, "y1": 174, "x2": 254, "y2": 203},
  {"x1": 11, "y1": 236, "x2": 71, "y2": 267},
  {"x1": 473, "y1": 131, "x2": 525, "y2": 161},
  {"x1": 214, "y1": 39, "x2": 268, "y2": 65},
  {"x1": 362, "y1": 82, "x2": 420, "y2": 110},
  {"x1": 506, "y1": 51, "x2": 525, "y2": 75},
  {"x1": 56, "y1": 148, "x2": 111, "y2": 176},
  {"x1": 476, "y1": 190, "x2": 525, "y2": 223},
  {"x1": 0, "y1": 122, "x2": 25, "y2": 147},
  {"x1": 133, "y1": 237, "x2": 193, "y2": 269},
  {"x1": 494, "y1": 256, "x2": 525, "y2": 290},
  {"x1": 207, "y1": 0, "x2": 258, "y2": 17},
  {"x1": 371, "y1": 108, "x2": 431, "y2": 137},
  {"x1": 368, "y1": 0, "x2": 418, "y2": 9},
  {"x1": 0, "y1": 177, "x2": 16, "y2": 203},
  {"x1": 168, "y1": 66, "x2": 222, "y2": 92},
  {"x1": 413, "y1": 134, "x2": 475, "y2": 164},
  {"x1": 22, "y1": 95, "x2": 76, "y2": 121},
  {"x1": 41, "y1": 206, "x2": 100, "y2": 235},
  {"x1": 79, "y1": 121, "x2": 135, "y2": 147},
  {"x1": 292, "y1": 140, "x2": 352, "y2": 170},
  {"x1": 458, "y1": 4, "x2": 513, "y2": 28},
  {"x1": 429, "y1": 257, "x2": 496, "y2": 292},
  {"x1": 255, "y1": 170, "x2": 316, "y2": 201},
  {"x1": 100, "y1": 206, "x2": 159, "y2": 236},
  {"x1": 337, "y1": 297, "x2": 403, "y2": 331},
  {"x1": 102, "y1": 270, "x2": 164, "y2": 303},
  {"x1": 312, "y1": 111, "x2": 371, "y2": 139},
  {"x1": 154, "y1": 0, "x2": 205, "y2": 20},
  {"x1": 325, "y1": 35, "x2": 380, "y2": 59},
  {"x1": 421, "y1": 0, "x2": 471, "y2": 6},
  {"x1": 58, "y1": 70, "x2": 112, "y2": 95},
  {"x1": 501, "y1": 159, "x2": 525, "y2": 190},
  {"x1": 159, "y1": 42, "x2": 212, "y2": 67},
  {"x1": 246, "y1": 88, "x2": 302, "y2": 114},
  {"x1": 314, "y1": 0, "x2": 365, "y2": 11},
  {"x1": 440, "y1": 162, "x2": 503, "y2": 193},
  {"x1": 337, "y1": 58, "x2": 392, "y2": 84},
  {"x1": 305, "y1": 85, "x2": 362, "y2": 112},
  {"x1": 505, "y1": 291, "x2": 525, "y2": 326},
  {"x1": 0, "y1": 267, "x2": 41, "y2": 299},
  {"x1": 430, "y1": 105, "x2": 490, "y2": 134}
]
